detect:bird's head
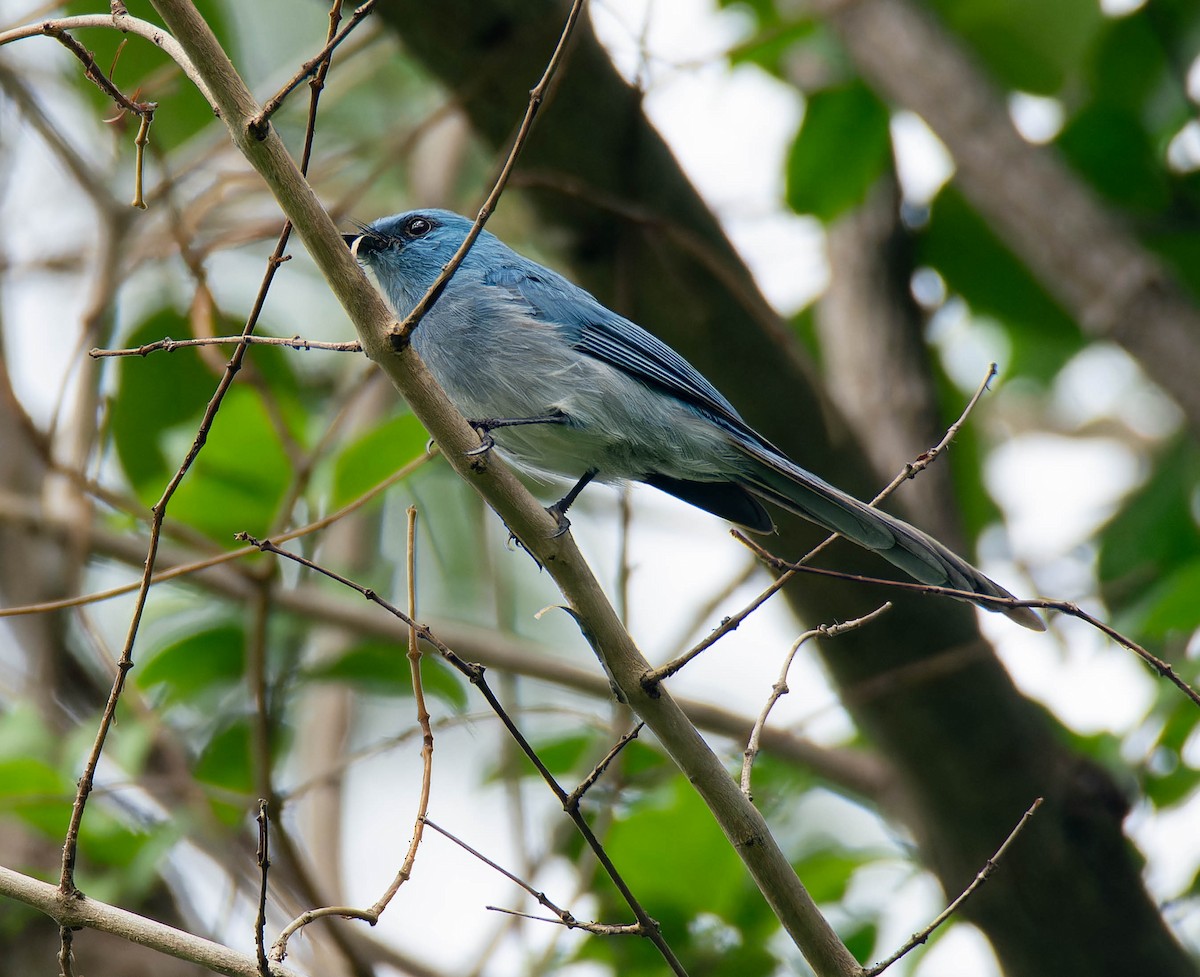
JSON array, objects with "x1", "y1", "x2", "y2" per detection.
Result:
[{"x1": 344, "y1": 209, "x2": 481, "y2": 312}]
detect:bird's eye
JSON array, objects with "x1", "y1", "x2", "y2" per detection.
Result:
[{"x1": 404, "y1": 216, "x2": 433, "y2": 237}]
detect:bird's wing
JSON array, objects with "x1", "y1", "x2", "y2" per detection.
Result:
[{"x1": 482, "y1": 261, "x2": 749, "y2": 427}]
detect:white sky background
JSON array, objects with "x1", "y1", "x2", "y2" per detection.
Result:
[{"x1": 1, "y1": 0, "x2": 1197, "y2": 973}]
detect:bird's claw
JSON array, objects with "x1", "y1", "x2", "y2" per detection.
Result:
[
  {"x1": 465, "y1": 421, "x2": 496, "y2": 457},
  {"x1": 465, "y1": 433, "x2": 495, "y2": 457},
  {"x1": 546, "y1": 504, "x2": 571, "y2": 538}
]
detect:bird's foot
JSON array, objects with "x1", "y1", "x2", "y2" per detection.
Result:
[
  {"x1": 465, "y1": 420, "x2": 497, "y2": 458},
  {"x1": 545, "y1": 503, "x2": 572, "y2": 538}
]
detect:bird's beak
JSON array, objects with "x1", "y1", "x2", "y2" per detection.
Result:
[{"x1": 342, "y1": 232, "x2": 363, "y2": 259}]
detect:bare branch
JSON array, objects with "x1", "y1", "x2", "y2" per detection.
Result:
[
  {"x1": 0, "y1": 13, "x2": 213, "y2": 107},
  {"x1": 140, "y1": 1, "x2": 863, "y2": 968},
  {"x1": 237, "y1": 534, "x2": 689, "y2": 975},
  {"x1": 567, "y1": 723, "x2": 644, "y2": 809},
  {"x1": 250, "y1": 0, "x2": 379, "y2": 131},
  {"x1": 0, "y1": 864, "x2": 305, "y2": 977},
  {"x1": 741, "y1": 605, "x2": 891, "y2": 799},
  {"x1": 735, "y1": 535, "x2": 1200, "y2": 710},
  {"x1": 864, "y1": 797, "x2": 1044, "y2": 975},
  {"x1": 91, "y1": 334, "x2": 363, "y2": 357},
  {"x1": 254, "y1": 801, "x2": 271, "y2": 977}
]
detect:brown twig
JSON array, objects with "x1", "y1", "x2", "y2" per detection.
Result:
[
  {"x1": 734, "y1": 534, "x2": 1200, "y2": 710},
  {"x1": 864, "y1": 797, "x2": 1044, "y2": 975},
  {"x1": 643, "y1": 363, "x2": 999, "y2": 688},
  {"x1": 421, "y1": 817, "x2": 582, "y2": 929},
  {"x1": 0, "y1": 13, "x2": 212, "y2": 106},
  {"x1": 237, "y1": 534, "x2": 689, "y2": 976},
  {"x1": 40, "y1": 22, "x2": 155, "y2": 117},
  {"x1": 254, "y1": 800, "x2": 271, "y2": 977},
  {"x1": 58, "y1": 925, "x2": 76, "y2": 977},
  {"x1": 0, "y1": 449, "x2": 435, "y2": 619},
  {"x1": 389, "y1": 0, "x2": 587, "y2": 348},
  {"x1": 269, "y1": 508, "x2": 435, "y2": 960},
  {"x1": 567, "y1": 723, "x2": 644, "y2": 809},
  {"x1": 90, "y1": 334, "x2": 363, "y2": 357},
  {"x1": 250, "y1": 0, "x2": 378, "y2": 133},
  {"x1": 58, "y1": 345, "x2": 256, "y2": 895},
  {"x1": 369, "y1": 506, "x2": 435, "y2": 915},
  {"x1": 740, "y1": 605, "x2": 891, "y2": 800},
  {"x1": 130, "y1": 109, "x2": 153, "y2": 209}
]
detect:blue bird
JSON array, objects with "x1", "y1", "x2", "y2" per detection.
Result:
[{"x1": 345, "y1": 209, "x2": 1043, "y2": 630}]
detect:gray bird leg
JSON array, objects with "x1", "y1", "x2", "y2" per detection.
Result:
[{"x1": 465, "y1": 409, "x2": 569, "y2": 456}]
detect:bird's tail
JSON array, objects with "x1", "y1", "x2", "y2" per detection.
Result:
[{"x1": 736, "y1": 447, "x2": 1045, "y2": 631}]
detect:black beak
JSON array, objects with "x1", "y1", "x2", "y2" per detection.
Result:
[{"x1": 342, "y1": 233, "x2": 361, "y2": 247}]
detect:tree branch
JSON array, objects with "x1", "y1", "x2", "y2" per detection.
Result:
[
  {"x1": 144, "y1": 1, "x2": 860, "y2": 972},
  {"x1": 0, "y1": 865, "x2": 305, "y2": 977}
]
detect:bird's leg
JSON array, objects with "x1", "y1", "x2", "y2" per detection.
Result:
[
  {"x1": 465, "y1": 409, "x2": 569, "y2": 457},
  {"x1": 547, "y1": 468, "x2": 598, "y2": 537}
]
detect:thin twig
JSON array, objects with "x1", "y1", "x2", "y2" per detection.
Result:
[
  {"x1": 369, "y1": 506, "x2": 435, "y2": 915},
  {"x1": 484, "y1": 906, "x2": 642, "y2": 935},
  {"x1": 422, "y1": 817, "x2": 578, "y2": 926},
  {"x1": 0, "y1": 449, "x2": 434, "y2": 619},
  {"x1": 58, "y1": 926, "x2": 76, "y2": 977},
  {"x1": 254, "y1": 800, "x2": 271, "y2": 977},
  {"x1": 270, "y1": 508, "x2": 435, "y2": 961},
  {"x1": 130, "y1": 109, "x2": 153, "y2": 209},
  {"x1": 644, "y1": 363, "x2": 1000, "y2": 688},
  {"x1": 864, "y1": 797, "x2": 1044, "y2": 975},
  {"x1": 250, "y1": 0, "x2": 378, "y2": 132},
  {"x1": 39, "y1": 23, "x2": 156, "y2": 117},
  {"x1": 734, "y1": 534, "x2": 1200, "y2": 710},
  {"x1": 238, "y1": 535, "x2": 689, "y2": 976},
  {"x1": 741, "y1": 605, "x2": 891, "y2": 799},
  {"x1": 567, "y1": 723, "x2": 644, "y2": 809},
  {"x1": 90, "y1": 334, "x2": 362, "y2": 357},
  {"x1": 0, "y1": 13, "x2": 213, "y2": 106},
  {"x1": 58, "y1": 345, "x2": 255, "y2": 894},
  {"x1": 389, "y1": 0, "x2": 587, "y2": 348}
]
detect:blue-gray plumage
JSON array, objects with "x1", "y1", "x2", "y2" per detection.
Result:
[{"x1": 346, "y1": 209, "x2": 1043, "y2": 630}]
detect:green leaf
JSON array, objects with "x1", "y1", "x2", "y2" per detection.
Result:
[
  {"x1": 304, "y1": 640, "x2": 467, "y2": 709},
  {"x1": 169, "y1": 386, "x2": 293, "y2": 541},
  {"x1": 111, "y1": 311, "x2": 221, "y2": 495},
  {"x1": 793, "y1": 847, "x2": 872, "y2": 904},
  {"x1": 0, "y1": 758, "x2": 72, "y2": 836},
  {"x1": 918, "y1": 187, "x2": 1081, "y2": 382},
  {"x1": 926, "y1": 0, "x2": 1102, "y2": 95},
  {"x1": 842, "y1": 920, "x2": 880, "y2": 963},
  {"x1": 111, "y1": 311, "x2": 297, "y2": 539},
  {"x1": 603, "y1": 779, "x2": 749, "y2": 916},
  {"x1": 62, "y1": 0, "x2": 234, "y2": 151},
  {"x1": 0, "y1": 704, "x2": 56, "y2": 763},
  {"x1": 194, "y1": 720, "x2": 254, "y2": 796},
  {"x1": 1098, "y1": 438, "x2": 1200, "y2": 612},
  {"x1": 1087, "y1": 12, "x2": 1172, "y2": 116},
  {"x1": 1120, "y1": 560, "x2": 1200, "y2": 639},
  {"x1": 786, "y1": 81, "x2": 892, "y2": 222},
  {"x1": 729, "y1": 20, "x2": 818, "y2": 77},
  {"x1": 1058, "y1": 103, "x2": 1169, "y2": 214},
  {"x1": 136, "y1": 623, "x2": 245, "y2": 702},
  {"x1": 331, "y1": 413, "x2": 430, "y2": 508}
]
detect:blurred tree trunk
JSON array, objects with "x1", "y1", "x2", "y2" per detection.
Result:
[{"x1": 372, "y1": 2, "x2": 1196, "y2": 974}]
